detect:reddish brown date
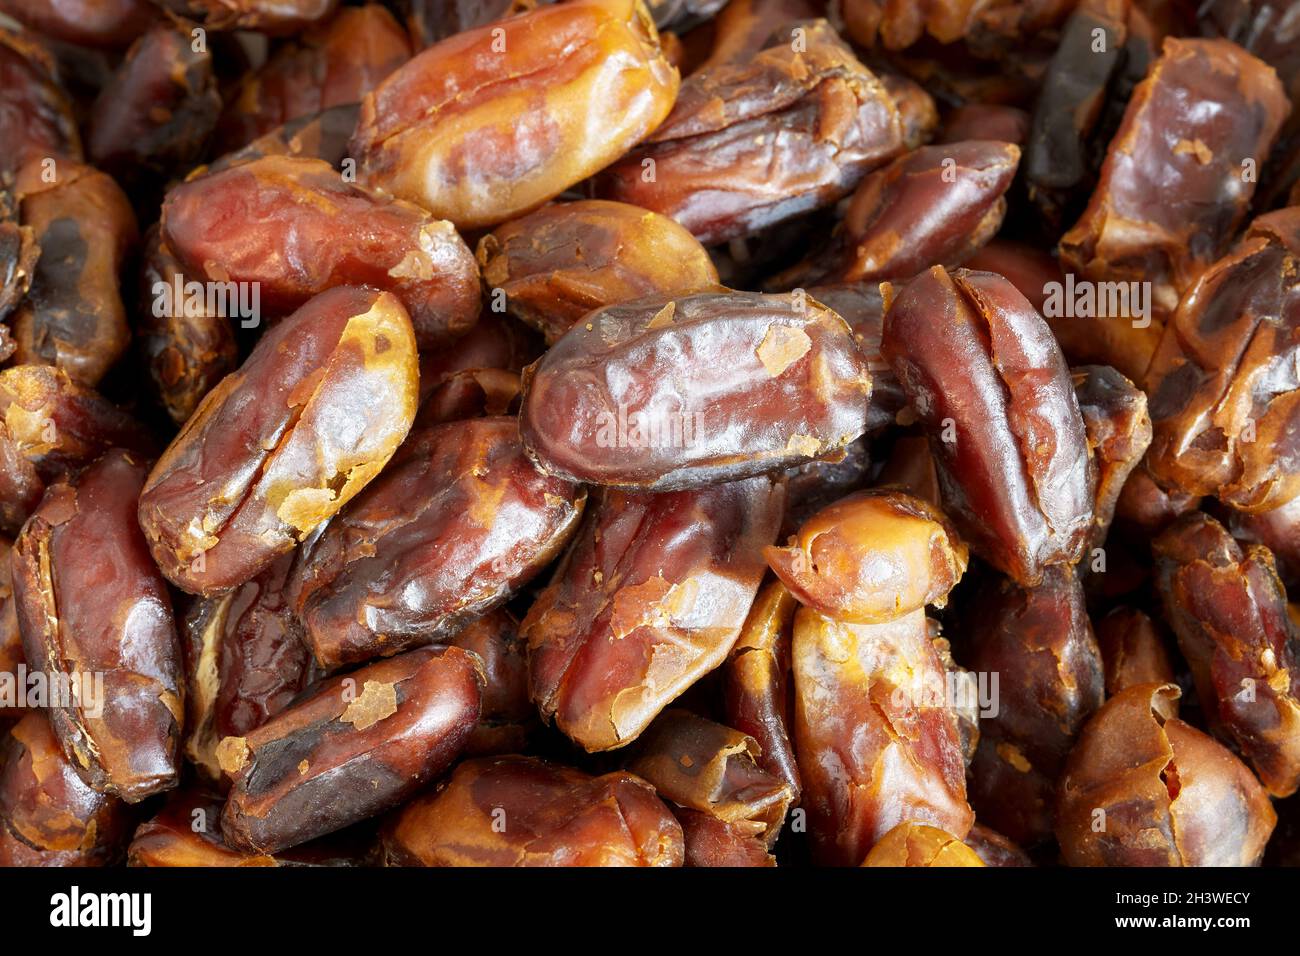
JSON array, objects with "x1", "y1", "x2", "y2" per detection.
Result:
[
  {"x1": 0, "y1": 0, "x2": 156, "y2": 49},
  {"x1": 138, "y1": 286, "x2": 418, "y2": 596},
  {"x1": 0, "y1": 537, "x2": 23, "y2": 717},
  {"x1": 153, "y1": 0, "x2": 340, "y2": 35},
  {"x1": 1073, "y1": 364, "x2": 1152, "y2": 553},
  {"x1": 964, "y1": 823, "x2": 1032, "y2": 867},
  {"x1": 0, "y1": 29, "x2": 82, "y2": 178},
  {"x1": 1228, "y1": 494, "x2": 1300, "y2": 593},
  {"x1": 1095, "y1": 607, "x2": 1177, "y2": 702},
  {"x1": 674, "y1": 806, "x2": 775, "y2": 866},
  {"x1": 219, "y1": 645, "x2": 483, "y2": 854},
  {"x1": 446, "y1": 609, "x2": 537, "y2": 756},
  {"x1": 520, "y1": 290, "x2": 872, "y2": 491},
  {"x1": 940, "y1": 104, "x2": 1029, "y2": 146}
]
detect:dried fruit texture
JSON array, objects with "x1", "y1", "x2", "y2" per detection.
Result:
[
  {"x1": 1144, "y1": 208, "x2": 1300, "y2": 513},
  {"x1": 11, "y1": 159, "x2": 138, "y2": 387},
  {"x1": 153, "y1": 0, "x2": 340, "y2": 35},
  {"x1": 382, "y1": 755, "x2": 684, "y2": 866},
  {"x1": 1095, "y1": 607, "x2": 1177, "y2": 703},
  {"x1": 628, "y1": 709, "x2": 794, "y2": 842},
  {"x1": 673, "y1": 806, "x2": 775, "y2": 866},
  {"x1": 964, "y1": 822, "x2": 1032, "y2": 867},
  {"x1": 0, "y1": 29, "x2": 82, "y2": 179},
  {"x1": 805, "y1": 282, "x2": 904, "y2": 436},
  {"x1": 524, "y1": 477, "x2": 784, "y2": 752},
  {"x1": 883, "y1": 267, "x2": 1096, "y2": 586},
  {"x1": 182, "y1": 553, "x2": 316, "y2": 782},
  {"x1": 1056, "y1": 683, "x2": 1276, "y2": 866},
  {"x1": 352, "y1": 0, "x2": 679, "y2": 230},
  {"x1": 0, "y1": 212, "x2": 39, "y2": 328},
  {"x1": 206, "y1": 103, "x2": 360, "y2": 175},
  {"x1": 0, "y1": 0, "x2": 157, "y2": 48},
  {"x1": 446, "y1": 610, "x2": 537, "y2": 756},
  {"x1": 1228, "y1": 494, "x2": 1300, "y2": 593},
  {"x1": 966, "y1": 567, "x2": 1104, "y2": 847},
  {"x1": 876, "y1": 435, "x2": 941, "y2": 508},
  {"x1": 697, "y1": 0, "x2": 819, "y2": 70},
  {"x1": 938, "y1": 104, "x2": 1029, "y2": 145},
  {"x1": 779, "y1": 438, "x2": 872, "y2": 537},
  {"x1": 0, "y1": 713, "x2": 133, "y2": 866},
  {"x1": 836, "y1": 0, "x2": 988, "y2": 50},
  {"x1": 0, "y1": 364, "x2": 155, "y2": 535},
  {"x1": 417, "y1": 310, "x2": 542, "y2": 404},
  {"x1": 86, "y1": 22, "x2": 221, "y2": 191},
  {"x1": 766, "y1": 489, "x2": 968, "y2": 624},
  {"x1": 220, "y1": 645, "x2": 483, "y2": 854},
  {"x1": 597, "y1": 19, "x2": 905, "y2": 245},
  {"x1": 722, "y1": 580, "x2": 800, "y2": 798},
  {"x1": 162, "y1": 155, "x2": 480, "y2": 347},
  {"x1": 1059, "y1": 39, "x2": 1290, "y2": 323},
  {"x1": 414, "y1": 367, "x2": 522, "y2": 427},
  {"x1": 477, "y1": 200, "x2": 719, "y2": 344},
  {"x1": 793, "y1": 607, "x2": 973, "y2": 866},
  {"x1": 520, "y1": 290, "x2": 872, "y2": 491},
  {"x1": 878, "y1": 71, "x2": 939, "y2": 150},
  {"x1": 0, "y1": 537, "x2": 23, "y2": 716},
  {"x1": 216, "y1": 5, "x2": 411, "y2": 152},
  {"x1": 1072, "y1": 364, "x2": 1152, "y2": 553},
  {"x1": 291, "y1": 417, "x2": 585, "y2": 669},
  {"x1": 12, "y1": 451, "x2": 184, "y2": 803},
  {"x1": 860, "y1": 822, "x2": 985, "y2": 867},
  {"x1": 1113, "y1": 463, "x2": 1200, "y2": 537},
  {"x1": 139, "y1": 287, "x2": 419, "y2": 596},
  {"x1": 404, "y1": 0, "x2": 543, "y2": 47},
  {"x1": 1152, "y1": 512, "x2": 1300, "y2": 796}
]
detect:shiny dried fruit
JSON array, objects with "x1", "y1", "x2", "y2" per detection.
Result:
[
  {"x1": 1073, "y1": 364, "x2": 1152, "y2": 553},
  {"x1": 860, "y1": 822, "x2": 984, "y2": 867},
  {"x1": 673, "y1": 806, "x2": 774, "y2": 866},
  {"x1": 0, "y1": 0, "x2": 156, "y2": 49},
  {"x1": 153, "y1": 0, "x2": 340, "y2": 35},
  {"x1": 446, "y1": 609, "x2": 537, "y2": 756},
  {"x1": 1095, "y1": 607, "x2": 1177, "y2": 702},
  {"x1": 0, "y1": 28, "x2": 82, "y2": 179},
  {"x1": 0, "y1": 537, "x2": 22, "y2": 717}
]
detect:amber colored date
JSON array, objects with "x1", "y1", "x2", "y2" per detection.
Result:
[
  {"x1": 674, "y1": 806, "x2": 775, "y2": 866},
  {"x1": 861, "y1": 822, "x2": 984, "y2": 867}
]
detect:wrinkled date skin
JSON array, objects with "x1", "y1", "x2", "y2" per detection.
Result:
[
  {"x1": 1057, "y1": 683, "x2": 1276, "y2": 866},
  {"x1": 766, "y1": 489, "x2": 968, "y2": 624},
  {"x1": 1153, "y1": 512, "x2": 1300, "y2": 796},
  {"x1": 219, "y1": 645, "x2": 483, "y2": 854},
  {"x1": 1228, "y1": 494, "x2": 1300, "y2": 593},
  {"x1": 883, "y1": 267, "x2": 1096, "y2": 586},
  {"x1": 1073, "y1": 364, "x2": 1152, "y2": 553},
  {"x1": 291, "y1": 417, "x2": 585, "y2": 669},
  {"x1": 206, "y1": 103, "x2": 360, "y2": 175},
  {"x1": 12, "y1": 450, "x2": 184, "y2": 803},
  {"x1": 965, "y1": 567, "x2": 1104, "y2": 847},
  {"x1": 154, "y1": 0, "x2": 340, "y2": 35},
  {"x1": 1096, "y1": 607, "x2": 1177, "y2": 702},
  {"x1": 861, "y1": 822, "x2": 984, "y2": 867},
  {"x1": 382, "y1": 755, "x2": 684, "y2": 866},
  {"x1": 0, "y1": 537, "x2": 22, "y2": 717},
  {"x1": 1144, "y1": 209, "x2": 1300, "y2": 513},
  {"x1": 806, "y1": 282, "x2": 904, "y2": 435},
  {"x1": 598, "y1": 19, "x2": 905, "y2": 245},
  {"x1": 524, "y1": 476, "x2": 784, "y2": 752},
  {"x1": 162, "y1": 155, "x2": 480, "y2": 347},
  {"x1": 11, "y1": 159, "x2": 138, "y2": 387},
  {"x1": 674, "y1": 806, "x2": 774, "y2": 866},
  {"x1": 476, "y1": 199, "x2": 719, "y2": 344},
  {"x1": 352, "y1": 0, "x2": 679, "y2": 230},
  {"x1": 0, "y1": 0, "x2": 157, "y2": 49},
  {"x1": 0, "y1": 29, "x2": 82, "y2": 179},
  {"x1": 0, "y1": 713, "x2": 133, "y2": 866},
  {"x1": 138, "y1": 286, "x2": 419, "y2": 596},
  {"x1": 521, "y1": 290, "x2": 872, "y2": 491},
  {"x1": 447, "y1": 609, "x2": 537, "y2": 756}
]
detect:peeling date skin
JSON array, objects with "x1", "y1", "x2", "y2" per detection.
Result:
[
  {"x1": 352, "y1": 0, "x2": 679, "y2": 230},
  {"x1": 860, "y1": 822, "x2": 984, "y2": 867},
  {"x1": 1144, "y1": 209, "x2": 1300, "y2": 513},
  {"x1": 447, "y1": 609, "x2": 537, "y2": 756},
  {"x1": 766, "y1": 489, "x2": 967, "y2": 624},
  {"x1": 1073, "y1": 364, "x2": 1152, "y2": 553},
  {"x1": 163, "y1": 155, "x2": 480, "y2": 347},
  {"x1": 597, "y1": 19, "x2": 905, "y2": 245},
  {"x1": 12, "y1": 450, "x2": 184, "y2": 803},
  {"x1": 291, "y1": 417, "x2": 585, "y2": 669},
  {"x1": 0, "y1": 538, "x2": 24, "y2": 717},
  {"x1": 11, "y1": 159, "x2": 138, "y2": 387},
  {"x1": 1152, "y1": 512, "x2": 1300, "y2": 796},
  {"x1": 0, "y1": 29, "x2": 82, "y2": 179},
  {"x1": 793, "y1": 607, "x2": 973, "y2": 866},
  {"x1": 153, "y1": 0, "x2": 341, "y2": 35},
  {"x1": 219, "y1": 645, "x2": 483, "y2": 854},
  {"x1": 382, "y1": 755, "x2": 683, "y2": 866},
  {"x1": 521, "y1": 290, "x2": 871, "y2": 491},
  {"x1": 883, "y1": 267, "x2": 1095, "y2": 586},
  {"x1": 805, "y1": 282, "x2": 903, "y2": 436},
  {"x1": 476, "y1": 200, "x2": 719, "y2": 345},
  {"x1": 1057, "y1": 683, "x2": 1276, "y2": 866},
  {"x1": 1096, "y1": 607, "x2": 1177, "y2": 703},
  {"x1": 965, "y1": 567, "x2": 1104, "y2": 847},
  {"x1": 138, "y1": 286, "x2": 419, "y2": 596},
  {"x1": 0, "y1": 0, "x2": 157, "y2": 49},
  {"x1": 524, "y1": 476, "x2": 784, "y2": 752},
  {"x1": 0, "y1": 713, "x2": 133, "y2": 866},
  {"x1": 1059, "y1": 38, "x2": 1289, "y2": 321},
  {"x1": 673, "y1": 806, "x2": 774, "y2": 866}
]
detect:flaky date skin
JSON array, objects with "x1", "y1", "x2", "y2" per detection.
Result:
[
  {"x1": 793, "y1": 607, "x2": 972, "y2": 866},
  {"x1": 0, "y1": 29, "x2": 82, "y2": 178},
  {"x1": 352, "y1": 0, "x2": 679, "y2": 230},
  {"x1": 521, "y1": 290, "x2": 871, "y2": 491},
  {"x1": 13, "y1": 450, "x2": 183, "y2": 803},
  {"x1": 139, "y1": 286, "x2": 419, "y2": 596},
  {"x1": 1096, "y1": 607, "x2": 1177, "y2": 702},
  {"x1": 476, "y1": 200, "x2": 719, "y2": 344},
  {"x1": 598, "y1": 20, "x2": 904, "y2": 245},
  {"x1": 861, "y1": 822, "x2": 984, "y2": 867},
  {"x1": 219, "y1": 645, "x2": 483, "y2": 854},
  {"x1": 153, "y1": 0, "x2": 340, "y2": 35},
  {"x1": 162, "y1": 155, "x2": 479, "y2": 347},
  {"x1": 1057, "y1": 683, "x2": 1276, "y2": 866},
  {"x1": 1073, "y1": 364, "x2": 1152, "y2": 553},
  {"x1": 674, "y1": 806, "x2": 774, "y2": 866},
  {"x1": 1153, "y1": 512, "x2": 1300, "y2": 796},
  {"x1": 382, "y1": 755, "x2": 683, "y2": 866},
  {"x1": 525, "y1": 476, "x2": 784, "y2": 752},
  {"x1": 883, "y1": 267, "x2": 1095, "y2": 586},
  {"x1": 447, "y1": 609, "x2": 537, "y2": 756},
  {"x1": 291, "y1": 417, "x2": 585, "y2": 669}
]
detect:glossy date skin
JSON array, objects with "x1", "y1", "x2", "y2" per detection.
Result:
[
  {"x1": 447, "y1": 609, "x2": 537, "y2": 756},
  {"x1": 0, "y1": 0, "x2": 156, "y2": 49},
  {"x1": 382, "y1": 755, "x2": 684, "y2": 866},
  {"x1": 219, "y1": 645, "x2": 483, "y2": 854},
  {"x1": 1152, "y1": 512, "x2": 1300, "y2": 796},
  {"x1": 290, "y1": 417, "x2": 585, "y2": 669},
  {"x1": 861, "y1": 822, "x2": 984, "y2": 867},
  {"x1": 153, "y1": 0, "x2": 340, "y2": 35},
  {"x1": 882, "y1": 267, "x2": 1095, "y2": 586},
  {"x1": 138, "y1": 286, "x2": 419, "y2": 596},
  {"x1": 0, "y1": 29, "x2": 82, "y2": 179},
  {"x1": 804, "y1": 282, "x2": 904, "y2": 436},
  {"x1": 524, "y1": 476, "x2": 784, "y2": 752},
  {"x1": 162, "y1": 155, "x2": 480, "y2": 347},
  {"x1": 1228, "y1": 494, "x2": 1300, "y2": 593},
  {"x1": 1073, "y1": 364, "x2": 1152, "y2": 553},
  {"x1": 476, "y1": 200, "x2": 719, "y2": 345},
  {"x1": 206, "y1": 103, "x2": 360, "y2": 175},
  {"x1": 12, "y1": 450, "x2": 184, "y2": 803},
  {"x1": 1096, "y1": 607, "x2": 1177, "y2": 702},
  {"x1": 1057, "y1": 683, "x2": 1276, "y2": 866},
  {"x1": 352, "y1": 0, "x2": 679, "y2": 230},
  {"x1": 520, "y1": 290, "x2": 871, "y2": 491},
  {"x1": 674, "y1": 806, "x2": 774, "y2": 866},
  {"x1": 0, "y1": 538, "x2": 22, "y2": 717}
]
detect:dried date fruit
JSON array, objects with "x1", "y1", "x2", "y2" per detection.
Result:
[
  {"x1": 1073, "y1": 364, "x2": 1152, "y2": 553},
  {"x1": 779, "y1": 437, "x2": 873, "y2": 537},
  {"x1": 698, "y1": 0, "x2": 819, "y2": 70},
  {"x1": 938, "y1": 103, "x2": 1029, "y2": 145},
  {"x1": 1113, "y1": 463, "x2": 1200, "y2": 537},
  {"x1": 0, "y1": 0, "x2": 156, "y2": 49},
  {"x1": 401, "y1": 0, "x2": 542, "y2": 47},
  {"x1": 673, "y1": 806, "x2": 774, "y2": 866},
  {"x1": 0, "y1": 28, "x2": 82, "y2": 178},
  {"x1": 860, "y1": 822, "x2": 984, "y2": 867},
  {"x1": 878, "y1": 71, "x2": 939, "y2": 150},
  {"x1": 804, "y1": 282, "x2": 904, "y2": 436},
  {"x1": 1227, "y1": 494, "x2": 1300, "y2": 593},
  {"x1": 1095, "y1": 607, "x2": 1177, "y2": 702},
  {"x1": 964, "y1": 822, "x2": 1032, "y2": 867},
  {"x1": 0, "y1": 537, "x2": 22, "y2": 717},
  {"x1": 206, "y1": 103, "x2": 361, "y2": 175},
  {"x1": 414, "y1": 367, "x2": 521, "y2": 426},
  {"x1": 446, "y1": 609, "x2": 537, "y2": 756},
  {"x1": 153, "y1": 0, "x2": 340, "y2": 35}
]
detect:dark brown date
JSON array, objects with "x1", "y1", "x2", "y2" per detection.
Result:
[
  {"x1": 0, "y1": 537, "x2": 22, "y2": 717},
  {"x1": 205, "y1": 103, "x2": 360, "y2": 175},
  {"x1": 446, "y1": 609, "x2": 537, "y2": 756},
  {"x1": 402, "y1": 0, "x2": 541, "y2": 47},
  {"x1": 0, "y1": 0, "x2": 156, "y2": 49},
  {"x1": 153, "y1": 0, "x2": 340, "y2": 35},
  {"x1": 1073, "y1": 364, "x2": 1152, "y2": 553},
  {"x1": 964, "y1": 823, "x2": 1032, "y2": 867},
  {"x1": 0, "y1": 28, "x2": 82, "y2": 179},
  {"x1": 1095, "y1": 607, "x2": 1177, "y2": 702}
]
